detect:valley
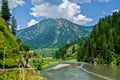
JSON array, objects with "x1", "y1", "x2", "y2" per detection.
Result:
[{"x1": 0, "y1": 0, "x2": 120, "y2": 80}]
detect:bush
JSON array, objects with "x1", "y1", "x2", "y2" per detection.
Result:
[
  {"x1": 33, "y1": 59, "x2": 42, "y2": 70},
  {"x1": 12, "y1": 50, "x2": 19, "y2": 57},
  {"x1": 0, "y1": 50, "x2": 3, "y2": 59},
  {"x1": 0, "y1": 25, "x2": 4, "y2": 31},
  {"x1": 22, "y1": 44, "x2": 31, "y2": 51}
]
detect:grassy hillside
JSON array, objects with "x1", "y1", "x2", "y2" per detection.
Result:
[
  {"x1": 0, "y1": 17, "x2": 18, "y2": 48},
  {"x1": 0, "y1": 16, "x2": 23, "y2": 67},
  {"x1": 0, "y1": 17, "x2": 46, "y2": 80}
]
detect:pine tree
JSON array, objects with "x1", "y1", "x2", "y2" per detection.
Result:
[
  {"x1": 11, "y1": 16, "x2": 17, "y2": 35},
  {"x1": 1, "y1": 0, "x2": 11, "y2": 22}
]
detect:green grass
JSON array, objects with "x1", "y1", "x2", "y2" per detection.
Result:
[
  {"x1": 0, "y1": 16, "x2": 23, "y2": 68},
  {"x1": 29, "y1": 58, "x2": 59, "y2": 69},
  {"x1": 0, "y1": 17, "x2": 17, "y2": 49},
  {"x1": 42, "y1": 58, "x2": 59, "y2": 68},
  {"x1": 5, "y1": 58, "x2": 18, "y2": 67},
  {"x1": 0, "y1": 69, "x2": 46, "y2": 80}
]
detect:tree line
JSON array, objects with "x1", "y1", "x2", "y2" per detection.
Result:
[
  {"x1": 0, "y1": 0, "x2": 17, "y2": 36},
  {"x1": 78, "y1": 11, "x2": 120, "y2": 65},
  {"x1": 55, "y1": 37, "x2": 87, "y2": 60},
  {"x1": 55, "y1": 11, "x2": 120, "y2": 65}
]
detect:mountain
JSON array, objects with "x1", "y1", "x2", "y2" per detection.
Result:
[
  {"x1": 17, "y1": 18, "x2": 91, "y2": 49},
  {"x1": 84, "y1": 26, "x2": 93, "y2": 31}
]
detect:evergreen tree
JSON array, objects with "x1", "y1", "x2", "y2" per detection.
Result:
[
  {"x1": 1, "y1": 0, "x2": 11, "y2": 22},
  {"x1": 11, "y1": 16, "x2": 17, "y2": 35}
]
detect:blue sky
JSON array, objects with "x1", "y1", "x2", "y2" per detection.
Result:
[{"x1": 1, "y1": 0, "x2": 120, "y2": 29}]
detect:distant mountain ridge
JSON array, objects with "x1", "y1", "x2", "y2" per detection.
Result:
[
  {"x1": 17, "y1": 18, "x2": 91, "y2": 49},
  {"x1": 84, "y1": 26, "x2": 93, "y2": 31}
]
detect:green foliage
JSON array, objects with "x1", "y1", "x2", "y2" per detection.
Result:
[
  {"x1": 1, "y1": 0, "x2": 11, "y2": 22},
  {"x1": 42, "y1": 58, "x2": 58, "y2": 68},
  {"x1": 5, "y1": 58, "x2": 18, "y2": 67},
  {"x1": 0, "y1": 16, "x2": 25, "y2": 68},
  {"x1": 0, "y1": 25, "x2": 4, "y2": 31},
  {"x1": 0, "y1": 50, "x2": 3, "y2": 60},
  {"x1": 78, "y1": 11, "x2": 120, "y2": 65},
  {"x1": 12, "y1": 49, "x2": 19, "y2": 57},
  {"x1": 22, "y1": 44, "x2": 31, "y2": 51},
  {"x1": 33, "y1": 59, "x2": 42, "y2": 70},
  {"x1": 55, "y1": 37, "x2": 86, "y2": 60},
  {"x1": 37, "y1": 48, "x2": 58, "y2": 58}
]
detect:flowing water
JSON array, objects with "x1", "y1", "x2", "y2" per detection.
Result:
[{"x1": 42, "y1": 61, "x2": 120, "y2": 80}]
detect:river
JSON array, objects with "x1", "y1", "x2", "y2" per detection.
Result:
[{"x1": 42, "y1": 61, "x2": 120, "y2": 80}]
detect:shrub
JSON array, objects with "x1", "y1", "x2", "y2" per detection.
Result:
[{"x1": 0, "y1": 25, "x2": 4, "y2": 31}]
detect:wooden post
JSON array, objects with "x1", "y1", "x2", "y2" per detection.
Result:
[{"x1": 3, "y1": 47, "x2": 7, "y2": 70}]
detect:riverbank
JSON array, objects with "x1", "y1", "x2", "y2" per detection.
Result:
[
  {"x1": 42, "y1": 58, "x2": 61, "y2": 68},
  {"x1": 42, "y1": 61, "x2": 60, "y2": 68},
  {"x1": 49, "y1": 64, "x2": 70, "y2": 70},
  {"x1": 79, "y1": 62, "x2": 114, "y2": 80},
  {"x1": 43, "y1": 59, "x2": 78, "y2": 69}
]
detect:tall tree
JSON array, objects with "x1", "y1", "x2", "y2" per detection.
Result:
[
  {"x1": 1, "y1": 0, "x2": 11, "y2": 22},
  {"x1": 11, "y1": 16, "x2": 17, "y2": 35}
]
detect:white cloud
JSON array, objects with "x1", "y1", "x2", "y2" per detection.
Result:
[
  {"x1": 30, "y1": 0, "x2": 92, "y2": 25},
  {"x1": 70, "y1": 0, "x2": 91, "y2": 4},
  {"x1": 16, "y1": 25, "x2": 21, "y2": 30},
  {"x1": 0, "y1": 0, "x2": 25, "y2": 10},
  {"x1": 112, "y1": 9, "x2": 119, "y2": 12},
  {"x1": 31, "y1": 0, "x2": 62, "y2": 5},
  {"x1": 8, "y1": 0, "x2": 25, "y2": 9},
  {"x1": 27, "y1": 19, "x2": 39, "y2": 27},
  {"x1": 31, "y1": 0, "x2": 43, "y2": 5},
  {"x1": 98, "y1": 0, "x2": 110, "y2": 3},
  {"x1": 0, "y1": 0, "x2": 2, "y2": 10},
  {"x1": 31, "y1": 0, "x2": 91, "y2": 5}
]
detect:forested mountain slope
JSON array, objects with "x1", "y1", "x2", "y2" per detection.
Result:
[
  {"x1": 55, "y1": 11, "x2": 120, "y2": 65},
  {"x1": 17, "y1": 18, "x2": 90, "y2": 49},
  {"x1": 78, "y1": 11, "x2": 120, "y2": 64}
]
